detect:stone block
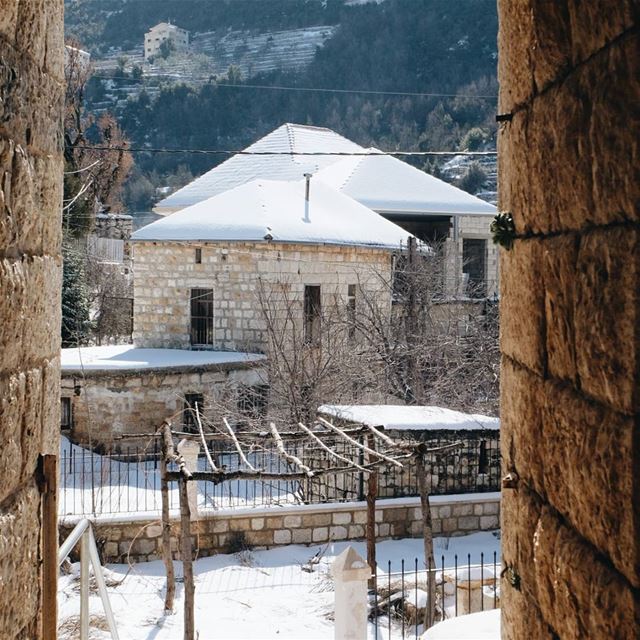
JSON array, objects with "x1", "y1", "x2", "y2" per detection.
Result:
[
  {"x1": 352, "y1": 510, "x2": 367, "y2": 525},
  {"x1": 292, "y1": 529, "x2": 312, "y2": 544},
  {"x1": 249, "y1": 530, "x2": 273, "y2": 546},
  {"x1": 500, "y1": 358, "x2": 546, "y2": 496},
  {"x1": 332, "y1": 512, "x2": 352, "y2": 525},
  {"x1": 500, "y1": 240, "x2": 546, "y2": 375},
  {"x1": 542, "y1": 235, "x2": 579, "y2": 383},
  {"x1": 273, "y1": 529, "x2": 291, "y2": 545},
  {"x1": 500, "y1": 486, "x2": 543, "y2": 603},
  {"x1": 501, "y1": 585, "x2": 557, "y2": 640},
  {"x1": 574, "y1": 228, "x2": 638, "y2": 414},
  {"x1": 457, "y1": 516, "x2": 480, "y2": 531},
  {"x1": 283, "y1": 515, "x2": 302, "y2": 528},
  {"x1": 0, "y1": 483, "x2": 42, "y2": 639},
  {"x1": 533, "y1": 507, "x2": 640, "y2": 638},
  {"x1": 146, "y1": 524, "x2": 163, "y2": 538},
  {"x1": 479, "y1": 515, "x2": 499, "y2": 530},
  {"x1": 251, "y1": 518, "x2": 265, "y2": 531},
  {"x1": 497, "y1": 0, "x2": 535, "y2": 112},
  {"x1": 329, "y1": 525, "x2": 348, "y2": 540},
  {"x1": 483, "y1": 502, "x2": 500, "y2": 516},
  {"x1": 473, "y1": 504, "x2": 484, "y2": 516},
  {"x1": 567, "y1": 0, "x2": 637, "y2": 63},
  {"x1": 383, "y1": 508, "x2": 407, "y2": 523},
  {"x1": 541, "y1": 380, "x2": 639, "y2": 587},
  {"x1": 452, "y1": 503, "x2": 473, "y2": 517},
  {"x1": 348, "y1": 525, "x2": 365, "y2": 539},
  {"x1": 136, "y1": 539, "x2": 156, "y2": 556},
  {"x1": 312, "y1": 527, "x2": 329, "y2": 542},
  {"x1": 266, "y1": 517, "x2": 283, "y2": 529},
  {"x1": 376, "y1": 523, "x2": 390, "y2": 538},
  {"x1": 437, "y1": 505, "x2": 451, "y2": 519},
  {"x1": 103, "y1": 542, "x2": 119, "y2": 559}
]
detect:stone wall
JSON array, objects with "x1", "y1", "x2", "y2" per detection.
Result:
[
  {"x1": 133, "y1": 241, "x2": 392, "y2": 352},
  {"x1": 0, "y1": 2, "x2": 64, "y2": 638},
  {"x1": 61, "y1": 360, "x2": 267, "y2": 449},
  {"x1": 497, "y1": 2, "x2": 640, "y2": 637},
  {"x1": 60, "y1": 493, "x2": 501, "y2": 564}
]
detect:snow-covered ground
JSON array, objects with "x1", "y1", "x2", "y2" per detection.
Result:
[
  {"x1": 58, "y1": 532, "x2": 500, "y2": 640},
  {"x1": 423, "y1": 609, "x2": 500, "y2": 639}
]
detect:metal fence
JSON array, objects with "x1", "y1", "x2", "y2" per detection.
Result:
[
  {"x1": 370, "y1": 551, "x2": 500, "y2": 639},
  {"x1": 59, "y1": 436, "x2": 500, "y2": 517}
]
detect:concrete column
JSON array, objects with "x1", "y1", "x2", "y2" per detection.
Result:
[
  {"x1": 177, "y1": 439, "x2": 200, "y2": 519},
  {"x1": 331, "y1": 546, "x2": 371, "y2": 640}
]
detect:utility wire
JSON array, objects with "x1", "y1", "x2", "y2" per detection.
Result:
[
  {"x1": 70, "y1": 144, "x2": 497, "y2": 157},
  {"x1": 90, "y1": 73, "x2": 498, "y2": 100}
]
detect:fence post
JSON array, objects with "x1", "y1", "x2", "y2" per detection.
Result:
[
  {"x1": 177, "y1": 439, "x2": 200, "y2": 518},
  {"x1": 331, "y1": 546, "x2": 371, "y2": 640}
]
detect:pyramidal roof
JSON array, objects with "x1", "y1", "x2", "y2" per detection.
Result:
[
  {"x1": 154, "y1": 123, "x2": 495, "y2": 217},
  {"x1": 315, "y1": 149, "x2": 497, "y2": 216},
  {"x1": 154, "y1": 124, "x2": 363, "y2": 214},
  {"x1": 134, "y1": 177, "x2": 412, "y2": 249}
]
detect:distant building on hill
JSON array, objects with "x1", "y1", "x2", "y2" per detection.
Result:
[{"x1": 144, "y1": 22, "x2": 189, "y2": 60}]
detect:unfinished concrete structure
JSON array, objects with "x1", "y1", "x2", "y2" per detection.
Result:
[
  {"x1": 498, "y1": 2, "x2": 640, "y2": 637},
  {"x1": 0, "y1": 1, "x2": 64, "y2": 638}
]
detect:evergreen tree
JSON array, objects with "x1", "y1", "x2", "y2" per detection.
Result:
[{"x1": 61, "y1": 241, "x2": 92, "y2": 347}]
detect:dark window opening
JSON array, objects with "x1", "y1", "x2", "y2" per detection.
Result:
[
  {"x1": 237, "y1": 384, "x2": 269, "y2": 418},
  {"x1": 183, "y1": 393, "x2": 204, "y2": 433},
  {"x1": 195, "y1": 248, "x2": 202, "y2": 264},
  {"x1": 347, "y1": 284, "x2": 356, "y2": 339},
  {"x1": 60, "y1": 397, "x2": 72, "y2": 430},
  {"x1": 478, "y1": 440, "x2": 489, "y2": 474},
  {"x1": 190, "y1": 288, "x2": 214, "y2": 347},
  {"x1": 463, "y1": 238, "x2": 487, "y2": 298},
  {"x1": 304, "y1": 285, "x2": 321, "y2": 344}
]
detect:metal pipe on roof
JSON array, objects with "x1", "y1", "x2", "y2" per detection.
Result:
[{"x1": 303, "y1": 172, "x2": 312, "y2": 222}]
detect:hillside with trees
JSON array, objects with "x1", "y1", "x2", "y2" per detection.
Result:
[{"x1": 68, "y1": 0, "x2": 498, "y2": 212}]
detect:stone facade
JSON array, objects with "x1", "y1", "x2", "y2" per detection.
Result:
[
  {"x1": 0, "y1": 2, "x2": 64, "y2": 638},
  {"x1": 498, "y1": 2, "x2": 640, "y2": 637},
  {"x1": 61, "y1": 359, "x2": 267, "y2": 449},
  {"x1": 133, "y1": 241, "x2": 392, "y2": 352},
  {"x1": 60, "y1": 493, "x2": 501, "y2": 564}
]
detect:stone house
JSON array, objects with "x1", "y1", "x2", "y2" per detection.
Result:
[
  {"x1": 144, "y1": 22, "x2": 189, "y2": 60},
  {"x1": 154, "y1": 123, "x2": 499, "y2": 299},
  {"x1": 60, "y1": 345, "x2": 266, "y2": 449},
  {"x1": 132, "y1": 177, "x2": 411, "y2": 353}
]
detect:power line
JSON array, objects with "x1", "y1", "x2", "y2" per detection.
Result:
[
  {"x1": 90, "y1": 73, "x2": 498, "y2": 100},
  {"x1": 71, "y1": 144, "x2": 497, "y2": 157}
]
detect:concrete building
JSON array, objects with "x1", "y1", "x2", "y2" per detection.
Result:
[{"x1": 144, "y1": 22, "x2": 189, "y2": 60}]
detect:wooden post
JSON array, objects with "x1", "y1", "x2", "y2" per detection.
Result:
[
  {"x1": 365, "y1": 435, "x2": 377, "y2": 591},
  {"x1": 160, "y1": 436, "x2": 175, "y2": 614},
  {"x1": 41, "y1": 454, "x2": 58, "y2": 640},
  {"x1": 179, "y1": 476, "x2": 195, "y2": 640},
  {"x1": 416, "y1": 450, "x2": 436, "y2": 629}
]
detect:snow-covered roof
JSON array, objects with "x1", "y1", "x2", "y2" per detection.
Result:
[
  {"x1": 315, "y1": 151, "x2": 497, "y2": 216},
  {"x1": 61, "y1": 345, "x2": 265, "y2": 374},
  {"x1": 318, "y1": 405, "x2": 499, "y2": 431},
  {"x1": 134, "y1": 178, "x2": 412, "y2": 249},
  {"x1": 155, "y1": 124, "x2": 362, "y2": 214},
  {"x1": 153, "y1": 123, "x2": 496, "y2": 218}
]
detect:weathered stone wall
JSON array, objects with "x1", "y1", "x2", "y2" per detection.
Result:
[
  {"x1": 60, "y1": 493, "x2": 501, "y2": 564},
  {"x1": 61, "y1": 360, "x2": 267, "y2": 449},
  {"x1": 0, "y1": 2, "x2": 64, "y2": 638},
  {"x1": 498, "y1": 2, "x2": 640, "y2": 637},
  {"x1": 133, "y1": 241, "x2": 392, "y2": 352}
]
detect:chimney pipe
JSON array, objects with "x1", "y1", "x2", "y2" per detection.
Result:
[{"x1": 303, "y1": 173, "x2": 312, "y2": 223}]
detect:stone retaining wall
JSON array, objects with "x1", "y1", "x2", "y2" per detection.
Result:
[{"x1": 60, "y1": 493, "x2": 500, "y2": 564}]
